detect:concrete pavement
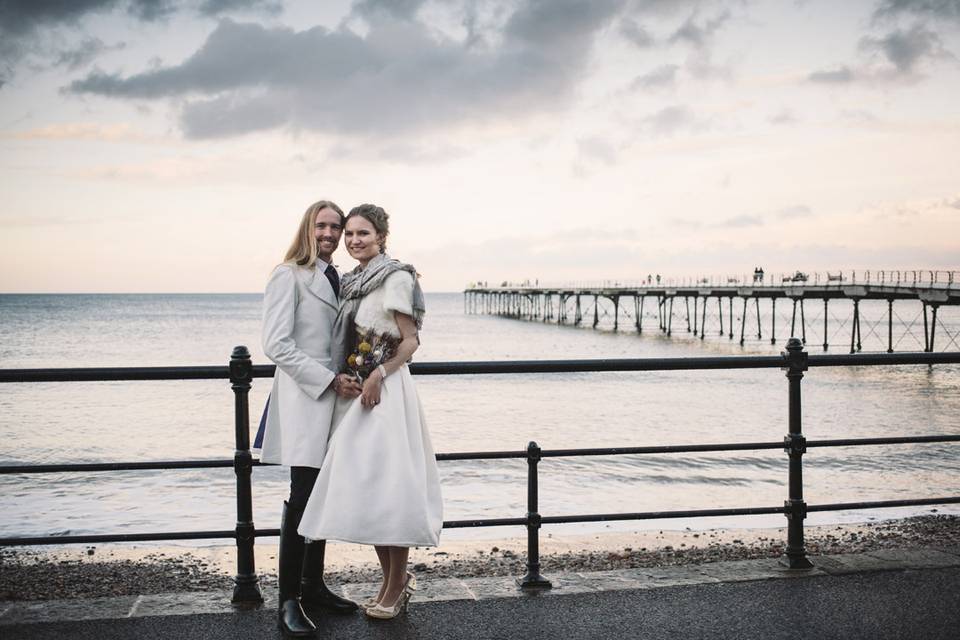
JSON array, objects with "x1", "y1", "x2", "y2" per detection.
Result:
[{"x1": 3, "y1": 547, "x2": 959, "y2": 639}]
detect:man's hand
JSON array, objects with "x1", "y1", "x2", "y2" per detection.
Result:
[{"x1": 333, "y1": 373, "x2": 362, "y2": 399}]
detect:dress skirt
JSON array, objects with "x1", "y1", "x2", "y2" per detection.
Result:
[{"x1": 298, "y1": 364, "x2": 443, "y2": 546}]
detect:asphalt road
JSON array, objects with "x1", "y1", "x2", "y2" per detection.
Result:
[{"x1": 8, "y1": 567, "x2": 959, "y2": 640}]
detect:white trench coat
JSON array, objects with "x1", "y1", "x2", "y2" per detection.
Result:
[{"x1": 257, "y1": 262, "x2": 339, "y2": 468}]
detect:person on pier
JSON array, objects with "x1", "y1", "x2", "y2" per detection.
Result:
[
  {"x1": 298, "y1": 203, "x2": 443, "y2": 620},
  {"x1": 257, "y1": 200, "x2": 364, "y2": 637}
]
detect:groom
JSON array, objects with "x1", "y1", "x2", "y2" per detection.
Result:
[{"x1": 258, "y1": 199, "x2": 363, "y2": 637}]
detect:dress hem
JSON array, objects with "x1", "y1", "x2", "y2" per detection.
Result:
[{"x1": 303, "y1": 534, "x2": 441, "y2": 547}]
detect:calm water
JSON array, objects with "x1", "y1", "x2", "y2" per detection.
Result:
[{"x1": 1, "y1": 293, "x2": 958, "y2": 544}]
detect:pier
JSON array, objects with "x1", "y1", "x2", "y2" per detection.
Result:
[{"x1": 464, "y1": 270, "x2": 959, "y2": 352}]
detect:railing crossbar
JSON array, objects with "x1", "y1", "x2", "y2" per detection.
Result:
[
  {"x1": 2, "y1": 435, "x2": 958, "y2": 475},
  {"x1": 7, "y1": 496, "x2": 958, "y2": 547},
  {"x1": 2, "y1": 351, "x2": 957, "y2": 384}
]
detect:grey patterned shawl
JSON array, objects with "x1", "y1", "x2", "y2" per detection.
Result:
[{"x1": 329, "y1": 253, "x2": 426, "y2": 374}]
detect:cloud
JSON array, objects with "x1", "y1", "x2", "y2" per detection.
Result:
[
  {"x1": 858, "y1": 23, "x2": 948, "y2": 75},
  {"x1": 769, "y1": 109, "x2": 798, "y2": 125},
  {"x1": 68, "y1": 1, "x2": 630, "y2": 138},
  {"x1": 380, "y1": 142, "x2": 469, "y2": 164},
  {"x1": 839, "y1": 108, "x2": 878, "y2": 123},
  {"x1": 199, "y1": 0, "x2": 281, "y2": 17},
  {"x1": 643, "y1": 105, "x2": 705, "y2": 136},
  {"x1": 664, "y1": 9, "x2": 735, "y2": 81},
  {"x1": 807, "y1": 22, "x2": 951, "y2": 86},
  {"x1": 688, "y1": 205, "x2": 812, "y2": 230},
  {"x1": 776, "y1": 205, "x2": 812, "y2": 219},
  {"x1": 618, "y1": 16, "x2": 654, "y2": 47},
  {"x1": 576, "y1": 136, "x2": 618, "y2": 165},
  {"x1": 53, "y1": 38, "x2": 126, "y2": 71},
  {"x1": 630, "y1": 63, "x2": 679, "y2": 90},
  {"x1": 0, "y1": 0, "x2": 281, "y2": 82},
  {"x1": 873, "y1": 0, "x2": 960, "y2": 23},
  {"x1": 667, "y1": 9, "x2": 731, "y2": 49},
  {"x1": 718, "y1": 214, "x2": 763, "y2": 228},
  {"x1": 350, "y1": 0, "x2": 428, "y2": 23},
  {"x1": 808, "y1": 66, "x2": 855, "y2": 83}
]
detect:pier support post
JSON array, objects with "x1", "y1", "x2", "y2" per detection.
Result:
[
  {"x1": 790, "y1": 299, "x2": 797, "y2": 338},
  {"x1": 887, "y1": 299, "x2": 894, "y2": 353},
  {"x1": 230, "y1": 346, "x2": 264, "y2": 604},
  {"x1": 700, "y1": 295, "x2": 707, "y2": 340},
  {"x1": 685, "y1": 297, "x2": 691, "y2": 333},
  {"x1": 518, "y1": 441, "x2": 552, "y2": 589},
  {"x1": 739, "y1": 297, "x2": 748, "y2": 345},
  {"x1": 593, "y1": 295, "x2": 599, "y2": 328},
  {"x1": 693, "y1": 296, "x2": 698, "y2": 334},
  {"x1": 781, "y1": 338, "x2": 814, "y2": 570},
  {"x1": 755, "y1": 297, "x2": 762, "y2": 340},
  {"x1": 667, "y1": 297, "x2": 674, "y2": 336},
  {"x1": 718, "y1": 297, "x2": 724, "y2": 336},
  {"x1": 822, "y1": 299, "x2": 829, "y2": 351},
  {"x1": 770, "y1": 298, "x2": 777, "y2": 344},
  {"x1": 850, "y1": 299, "x2": 862, "y2": 353},
  {"x1": 575, "y1": 295, "x2": 582, "y2": 325},
  {"x1": 929, "y1": 304, "x2": 939, "y2": 352},
  {"x1": 638, "y1": 296, "x2": 644, "y2": 333},
  {"x1": 613, "y1": 296, "x2": 619, "y2": 331},
  {"x1": 800, "y1": 299, "x2": 806, "y2": 344},
  {"x1": 728, "y1": 297, "x2": 734, "y2": 339}
]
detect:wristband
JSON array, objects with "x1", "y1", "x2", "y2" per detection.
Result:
[{"x1": 377, "y1": 364, "x2": 387, "y2": 380}]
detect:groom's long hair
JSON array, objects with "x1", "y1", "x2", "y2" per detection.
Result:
[{"x1": 284, "y1": 199, "x2": 345, "y2": 268}]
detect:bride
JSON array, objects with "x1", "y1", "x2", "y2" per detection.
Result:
[{"x1": 298, "y1": 203, "x2": 443, "y2": 620}]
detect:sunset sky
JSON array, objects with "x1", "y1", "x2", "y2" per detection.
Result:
[{"x1": 1, "y1": 0, "x2": 958, "y2": 292}]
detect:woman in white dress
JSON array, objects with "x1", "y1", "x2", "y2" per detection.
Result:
[{"x1": 298, "y1": 204, "x2": 443, "y2": 620}]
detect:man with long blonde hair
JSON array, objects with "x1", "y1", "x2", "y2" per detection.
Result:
[{"x1": 257, "y1": 199, "x2": 362, "y2": 637}]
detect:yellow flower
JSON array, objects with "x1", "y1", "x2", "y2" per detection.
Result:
[
  {"x1": 358, "y1": 341, "x2": 372, "y2": 353},
  {"x1": 347, "y1": 354, "x2": 357, "y2": 366}
]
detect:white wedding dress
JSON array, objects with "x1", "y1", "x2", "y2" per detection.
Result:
[{"x1": 298, "y1": 271, "x2": 443, "y2": 547}]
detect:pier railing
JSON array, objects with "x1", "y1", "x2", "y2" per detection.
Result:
[
  {"x1": 470, "y1": 269, "x2": 958, "y2": 290},
  {"x1": 1, "y1": 342, "x2": 959, "y2": 602}
]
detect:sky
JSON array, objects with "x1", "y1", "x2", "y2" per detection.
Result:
[{"x1": 1, "y1": 0, "x2": 958, "y2": 293}]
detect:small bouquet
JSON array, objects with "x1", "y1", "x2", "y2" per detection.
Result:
[{"x1": 346, "y1": 329, "x2": 400, "y2": 382}]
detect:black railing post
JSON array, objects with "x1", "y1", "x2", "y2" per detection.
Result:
[
  {"x1": 230, "y1": 346, "x2": 263, "y2": 604},
  {"x1": 781, "y1": 338, "x2": 814, "y2": 569},
  {"x1": 518, "y1": 441, "x2": 552, "y2": 589}
]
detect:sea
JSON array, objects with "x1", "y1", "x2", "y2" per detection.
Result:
[{"x1": 1, "y1": 293, "x2": 958, "y2": 545}]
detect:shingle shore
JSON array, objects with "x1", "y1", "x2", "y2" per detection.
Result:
[{"x1": 2, "y1": 514, "x2": 956, "y2": 602}]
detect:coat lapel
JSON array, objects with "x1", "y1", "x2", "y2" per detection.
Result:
[{"x1": 298, "y1": 264, "x2": 338, "y2": 310}]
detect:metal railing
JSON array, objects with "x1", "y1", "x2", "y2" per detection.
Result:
[{"x1": 1, "y1": 341, "x2": 959, "y2": 603}]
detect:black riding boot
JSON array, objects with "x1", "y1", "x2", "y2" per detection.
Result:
[
  {"x1": 278, "y1": 501, "x2": 316, "y2": 637},
  {"x1": 301, "y1": 540, "x2": 359, "y2": 613}
]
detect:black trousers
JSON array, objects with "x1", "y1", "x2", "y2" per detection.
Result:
[{"x1": 288, "y1": 466, "x2": 320, "y2": 514}]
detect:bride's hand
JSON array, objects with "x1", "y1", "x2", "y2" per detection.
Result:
[{"x1": 360, "y1": 369, "x2": 383, "y2": 408}]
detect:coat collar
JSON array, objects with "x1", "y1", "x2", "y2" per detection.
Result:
[{"x1": 295, "y1": 262, "x2": 338, "y2": 310}]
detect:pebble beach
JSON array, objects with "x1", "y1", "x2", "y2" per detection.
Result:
[{"x1": 2, "y1": 514, "x2": 956, "y2": 602}]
